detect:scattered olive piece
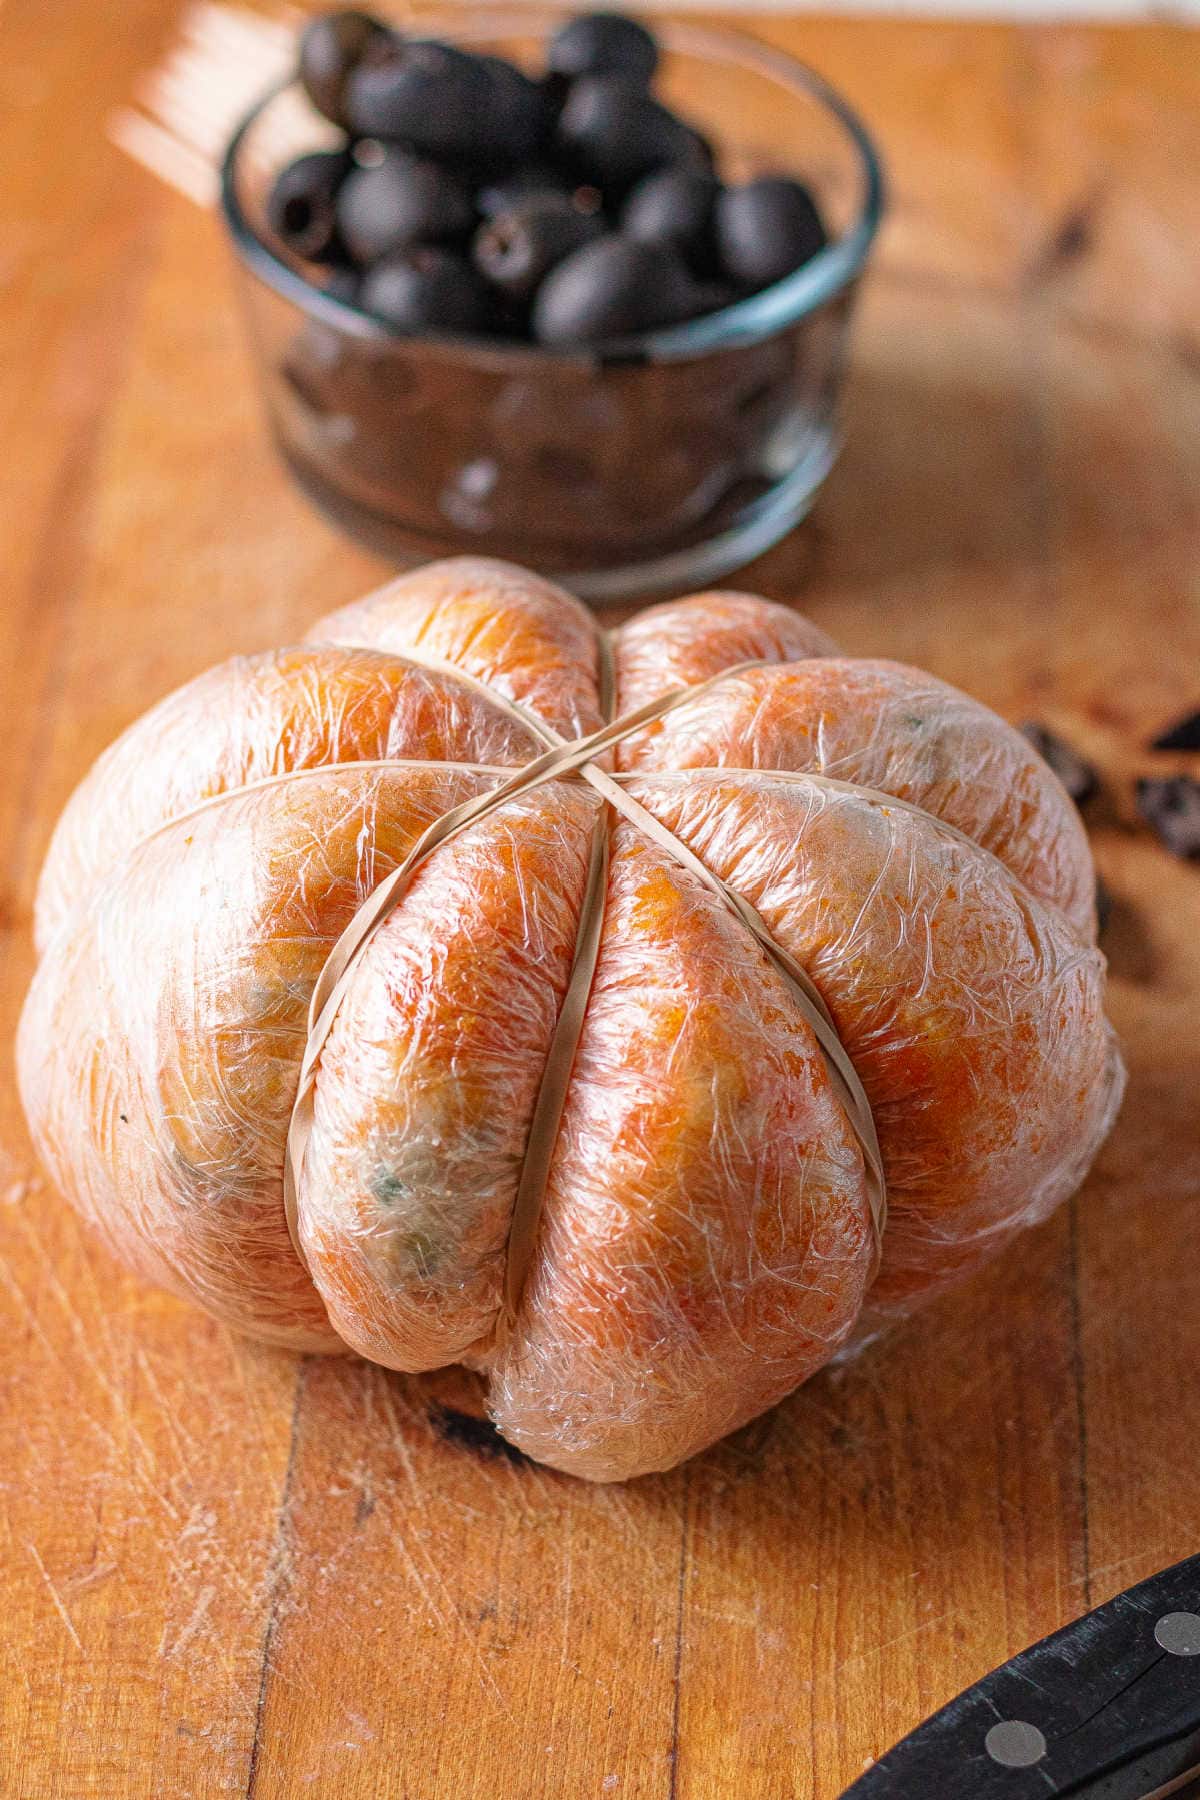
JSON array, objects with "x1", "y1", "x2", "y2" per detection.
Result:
[
  {"x1": 298, "y1": 10, "x2": 392, "y2": 129},
  {"x1": 267, "y1": 151, "x2": 352, "y2": 263},
  {"x1": 716, "y1": 177, "x2": 828, "y2": 291},
  {"x1": 1019, "y1": 723, "x2": 1100, "y2": 809},
  {"x1": 336, "y1": 150, "x2": 475, "y2": 263},
  {"x1": 1150, "y1": 709, "x2": 1200, "y2": 752},
  {"x1": 1136, "y1": 776, "x2": 1200, "y2": 861},
  {"x1": 547, "y1": 11, "x2": 659, "y2": 86}
]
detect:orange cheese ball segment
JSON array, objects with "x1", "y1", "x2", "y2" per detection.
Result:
[
  {"x1": 307, "y1": 556, "x2": 605, "y2": 737},
  {"x1": 18, "y1": 558, "x2": 1125, "y2": 1480},
  {"x1": 616, "y1": 657, "x2": 1097, "y2": 940},
  {"x1": 614, "y1": 589, "x2": 839, "y2": 751},
  {"x1": 300, "y1": 785, "x2": 599, "y2": 1372},
  {"x1": 21, "y1": 763, "x2": 507, "y2": 1350},
  {"x1": 488, "y1": 823, "x2": 874, "y2": 1481},
  {"x1": 626, "y1": 770, "x2": 1122, "y2": 1317},
  {"x1": 34, "y1": 644, "x2": 541, "y2": 953}
]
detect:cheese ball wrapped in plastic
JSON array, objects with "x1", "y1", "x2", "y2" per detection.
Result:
[{"x1": 18, "y1": 558, "x2": 1124, "y2": 1480}]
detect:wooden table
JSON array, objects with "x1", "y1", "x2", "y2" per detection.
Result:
[{"x1": 2, "y1": 4, "x2": 1198, "y2": 1795}]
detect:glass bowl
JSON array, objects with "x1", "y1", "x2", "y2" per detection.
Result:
[{"x1": 220, "y1": 11, "x2": 884, "y2": 602}]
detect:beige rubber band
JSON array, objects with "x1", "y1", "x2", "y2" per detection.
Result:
[
  {"x1": 281, "y1": 638, "x2": 889, "y2": 1328},
  {"x1": 499, "y1": 631, "x2": 615, "y2": 1328}
]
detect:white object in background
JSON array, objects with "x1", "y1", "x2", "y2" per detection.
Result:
[{"x1": 108, "y1": 3, "x2": 300, "y2": 206}]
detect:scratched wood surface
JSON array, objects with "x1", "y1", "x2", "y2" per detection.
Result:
[{"x1": 1, "y1": 4, "x2": 1198, "y2": 1797}]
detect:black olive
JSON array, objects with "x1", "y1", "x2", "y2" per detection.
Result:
[
  {"x1": 1151, "y1": 709, "x2": 1200, "y2": 751},
  {"x1": 684, "y1": 280, "x2": 739, "y2": 319},
  {"x1": 324, "y1": 267, "x2": 362, "y2": 305},
  {"x1": 556, "y1": 76, "x2": 708, "y2": 195},
  {"x1": 531, "y1": 234, "x2": 701, "y2": 345},
  {"x1": 360, "y1": 246, "x2": 496, "y2": 334},
  {"x1": 547, "y1": 12, "x2": 659, "y2": 86},
  {"x1": 478, "y1": 55, "x2": 553, "y2": 165},
  {"x1": 298, "y1": 10, "x2": 392, "y2": 129},
  {"x1": 622, "y1": 167, "x2": 720, "y2": 272},
  {"x1": 267, "y1": 150, "x2": 352, "y2": 263},
  {"x1": 716, "y1": 177, "x2": 828, "y2": 291},
  {"x1": 1136, "y1": 776, "x2": 1200, "y2": 860},
  {"x1": 474, "y1": 196, "x2": 606, "y2": 302},
  {"x1": 673, "y1": 125, "x2": 717, "y2": 177},
  {"x1": 345, "y1": 38, "x2": 494, "y2": 162},
  {"x1": 336, "y1": 149, "x2": 475, "y2": 263}
]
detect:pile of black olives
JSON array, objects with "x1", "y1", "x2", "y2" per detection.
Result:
[{"x1": 266, "y1": 9, "x2": 829, "y2": 345}]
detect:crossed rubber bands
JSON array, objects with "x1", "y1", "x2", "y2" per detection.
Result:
[{"x1": 282, "y1": 631, "x2": 888, "y2": 1332}]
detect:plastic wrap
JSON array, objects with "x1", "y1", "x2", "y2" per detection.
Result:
[{"x1": 18, "y1": 557, "x2": 1124, "y2": 1480}]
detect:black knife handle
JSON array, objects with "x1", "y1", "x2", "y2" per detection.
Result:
[{"x1": 841, "y1": 1554, "x2": 1200, "y2": 1798}]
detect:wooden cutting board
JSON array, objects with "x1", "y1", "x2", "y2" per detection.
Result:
[{"x1": 1, "y1": 4, "x2": 1197, "y2": 1796}]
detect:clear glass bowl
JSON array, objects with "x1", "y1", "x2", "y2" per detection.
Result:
[{"x1": 220, "y1": 11, "x2": 884, "y2": 602}]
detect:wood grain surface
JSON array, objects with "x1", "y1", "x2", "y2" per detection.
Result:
[{"x1": 1, "y1": 5, "x2": 1197, "y2": 1797}]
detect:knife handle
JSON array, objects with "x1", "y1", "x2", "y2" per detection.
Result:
[{"x1": 841, "y1": 1554, "x2": 1200, "y2": 1798}]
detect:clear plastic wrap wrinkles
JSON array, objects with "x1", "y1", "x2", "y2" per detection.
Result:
[{"x1": 19, "y1": 558, "x2": 1124, "y2": 1480}]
